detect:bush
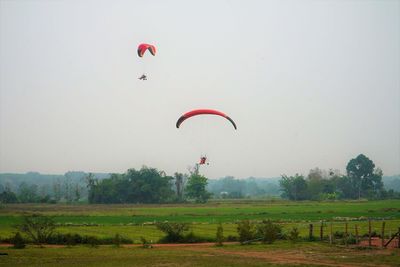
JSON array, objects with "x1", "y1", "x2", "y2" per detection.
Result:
[
  {"x1": 65, "y1": 233, "x2": 77, "y2": 247},
  {"x1": 156, "y1": 222, "x2": 189, "y2": 243},
  {"x1": 215, "y1": 224, "x2": 224, "y2": 246},
  {"x1": 47, "y1": 233, "x2": 81, "y2": 245},
  {"x1": 16, "y1": 214, "x2": 56, "y2": 244},
  {"x1": 183, "y1": 232, "x2": 199, "y2": 243},
  {"x1": 333, "y1": 231, "x2": 344, "y2": 239},
  {"x1": 346, "y1": 235, "x2": 357, "y2": 245},
  {"x1": 338, "y1": 234, "x2": 357, "y2": 245},
  {"x1": 113, "y1": 233, "x2": 121, "y2": 247},
  {"x1": 288, "y1": 227, "x2": 300, "y2": 243},
  {"x1": 11, "y1": 232, "x2": 26, "y2": 249},
  {"x1": 257, "y1": 220, "x2": 282, "y2": 244},
  {"x1": 140, "y1": 237, "x2": 153, "y2": 248},
  {"x1": 362, "y1": 231, "x2": 378, "y2": 238},
  {"x1": 86, "y1": 236, "x2": 99, "y2": 248},
  {"x1": 226, "y1": 235, "x2": 238, "y2": 242},
  {"x1": 237, "y1": 220, "x2": 255, "y2": 244},
  {"x1": 100, "y1": 235, "x2": 132, "y2": 245},
  {"x1": 182, "y1": 232, "x2": 210, "y2": 243},
  {"x1": 46, "y1": 233, "x2": 132, "y2": 245}
]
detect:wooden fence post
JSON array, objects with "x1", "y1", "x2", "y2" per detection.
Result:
[
  {"x1": 355, "y1": 224, "x2": 359, "y2": 244},
  {"x1": 329, "y1": 221, "x2": 333, "y2": 245},
  {"x1": 368, "y1": 219, "x2": 372, "y2": 247},
  {"x1": 309, "y1": 224, "x2": 314, "y2": 241},
  {"x1": 320, "y1": 221, "x2": 324, "y2": 241},
  {"x1": 345, "y1": 221, "x2": 348, "y2": 247},
  {"x1": 398, "y1": 227, "x2": 400, "y2": 248},
  {"x1": 381, "y1": 221, "x2": 385, "y2": 248}
]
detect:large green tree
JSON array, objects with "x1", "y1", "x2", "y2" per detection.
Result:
[
  {"x1": 346, "y1": 154, "x2": 383, "y2": 199},
  {"x1": 125, "y1": 167, "x2": 174, "y2": 203},
  {"x1": 306, "y1": 168, "x2": 336, "y2": 200},
  {"x1": 0, "y1": 188, "x2": 18, "y2": 203},
  {"x1": 17, "y1": 182, "x2": 38, "y2": 203},
  {"x1": 185, "y1": 174, "x2": 211, "y2": 203},
  {"x1": 87, "y1": 167, "x2": 174, "y2": 204},
  {"x1": 306, "y1": 168, "x2": 325, "y2": 200},
  {"x1": 280, "y1": 174, "x2": 308, "y2": 200}
]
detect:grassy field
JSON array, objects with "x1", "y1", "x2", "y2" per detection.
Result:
[
  {"x1": 0, "y1": 200, "x2": 399, "y2": 243},
  {"x1": 0, "y1": 241, "x2": 399, "y2": 267},
  {"x1": 1, "y1": 200, "x2": 399, "y2": 266}
]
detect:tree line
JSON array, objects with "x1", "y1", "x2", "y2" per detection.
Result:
[
  {"x1": 1, "y1": 153, "x2": 399, "y2": 204},
  {"x1": 0, "y1": 171, "x2": 94, "y2": 204},
  {"x1": 207, "y1": 176, "x2": 281, "y2": 198},
  {"x1": 280, "y1": 154, "x2": 400, "y2": 200},
  {"x1": 86, "y1": 166, "x2": 211, "y2": 204},
  {"x1": 0, "y1": 166, "x2": 211, "y2": 204}
]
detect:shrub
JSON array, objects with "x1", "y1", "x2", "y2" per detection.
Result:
[
  {"x1": 46, "y1": 233, "x2": 132, "y2": 245},
  {"x1": 288, "y1": 227, "x2": 300, "y2": 243},
  {"x1": 182, "y1": 232, "x2": 209, "y2": 243},
  {"x1": 226, "y1": 235, "x2": 238, "y2": 242},
  {"x1": 333, "y1": 231, "x2": 344, "y2": 239},
  {"x1": 47, "y1": 233, "x2": 81, "y2": 245},
  {"x1": 215, "y1": 224, "x2": 224, "y2": 246},
  {"x1": 183, "y1": 232, "x2": 198, "y2": 243},
  {"x1": 257, "y1": 220, "x2": 282, "y2": 244},
  {"x1": 237, "y1": 220, "x2": 255, "y2": 244},
  {"x1": 346, "y1": 235, "x2": 357, "y2": 245},
  {"x1": 362, "y1": 231, "x2": 378, "y2": 238},
  {"x1": 140, "y1": 237, "x2": 153, "y2": 248},
  {"x1": 15, "y1": 214, "x2": 56, "y2": 244},
  {"x1": 11, "y1": 232, "x2": 26, "y2": 249},
  {"x1": 65, "y1": 233, "x2": 76, "y2": 247},
  {"x1": 86, "y1": 236, "x2": 100, "y2": 248},
  {"x1": 100, "y1": 235, "x2": 132, "y2": 245},
  {"x1": 115, "y1": 236, "x2": 132, "y2": 244},
  {"x1": 156, "y1": 222, "x2": 189, "y2": 243},
  {"x1": 113, "y1": 233, "x2": 121, "y2": 248}
]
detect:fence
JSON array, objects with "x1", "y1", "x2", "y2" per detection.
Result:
[{"x1": 299, "y1": 220, "x2": 400, "y2": 248}]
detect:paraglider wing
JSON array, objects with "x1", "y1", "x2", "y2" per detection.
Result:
[
  {"x1": 137, "y1": 43, "x2": 156, "y2": 57},
  {"x1": 176, "y1": 109, "x2": 237, "y2": 130}
]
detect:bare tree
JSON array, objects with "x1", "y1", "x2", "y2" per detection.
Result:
[
  {"x1": 174, "y1": 172, "x2": 187, "y2": 201},
  {"x1": 16, "y1": 215, "x2": 56, "y2": 245}
]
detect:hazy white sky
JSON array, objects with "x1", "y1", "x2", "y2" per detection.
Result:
[{"x1": 0, "y1": 0, "x2": 399, "y2": 178}]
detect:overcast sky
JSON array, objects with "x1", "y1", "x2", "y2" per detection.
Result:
[{"x1": 0, "y1": 0, "x2": 399, "y2": 178}]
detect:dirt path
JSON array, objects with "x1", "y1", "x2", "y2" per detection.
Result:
[
  {"x1": 1, "y1": 242, "x2": 396, "y2": 266},
  {"x1": 210, "y1": 250, "x2": 356, "y2": 267},
  {"x1": 161, "y1": 243, "x2": 395, "y2": 267},
  {"x1": 359, "y1": 237, "x2": 399, "y2": 249},
  {"x1": 0, "y1": 242, "x2": 238, "y2": 248}
]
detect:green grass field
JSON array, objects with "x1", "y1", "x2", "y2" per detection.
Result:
[
  {"x1": 1, "y1": 200, "x2": 399, "y2": 243},
  {"x1": 0, "y1": 200, "x2": 399, "y2": 266},
  {"x1": 0, "y1": 242, "x2": 399, "y2": 267}
]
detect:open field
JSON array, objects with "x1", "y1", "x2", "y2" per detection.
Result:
[
  {"x1": 1, "y1": 200, "x2": 399, "y2": 243},
  {"x1": 0, "y1": 241, "x2": 399, "y2": 267}
]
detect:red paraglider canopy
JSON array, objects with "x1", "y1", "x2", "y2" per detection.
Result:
[
  {"x1": 176, "y1": 109, "x2": 237, "y2": 130},
  {"x1": 137, "y1": 43, "x2": 156, "y2": 57}
]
